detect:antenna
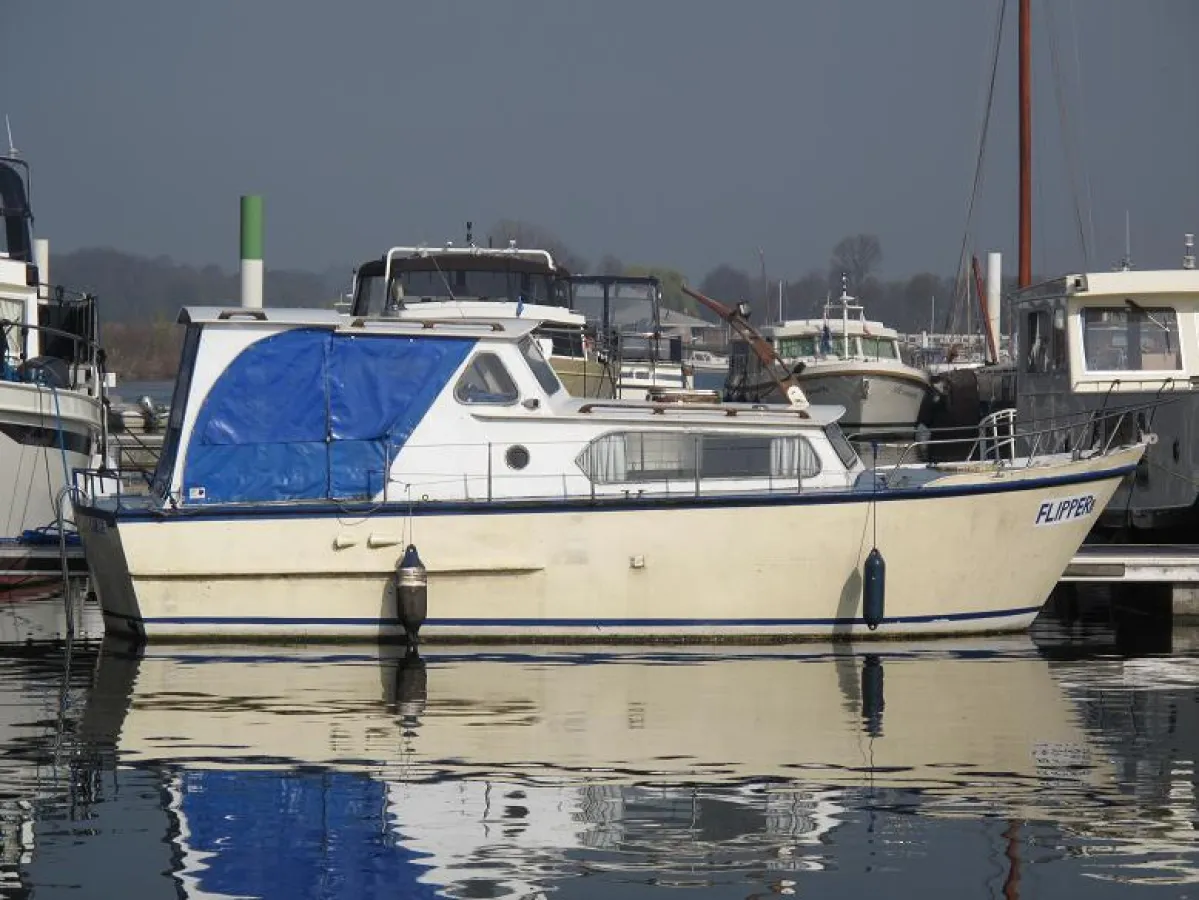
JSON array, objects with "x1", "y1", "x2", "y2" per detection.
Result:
[
  {"x1": 1185, "y1": 233, "x2": 1195, "y2": 271},
  {"x1": 1122, "y1": 210, "x2": 1132, "y2": 270},
  {"x1": 4, "y1": 115, "x2": 16, "y2": 156}
]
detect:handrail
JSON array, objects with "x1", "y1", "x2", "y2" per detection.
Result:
[
  {"x1": 847, "y1": 400, "x2": 1154, "y2": 472},
  {"x1": 345, "y1": 316, "x2": 507, "y2": 333},
  {"x1": 576, "y1": 400, "x2": 810, "y2": 418}
]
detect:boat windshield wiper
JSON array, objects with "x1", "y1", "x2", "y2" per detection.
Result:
[{"x1": 1125, "y1": 297, "x2": 1174, "y2": 349}]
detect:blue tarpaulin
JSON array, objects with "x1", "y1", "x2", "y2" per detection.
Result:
[{"x1": 182, "y1": 328, "x2": 473, "y2": 503}]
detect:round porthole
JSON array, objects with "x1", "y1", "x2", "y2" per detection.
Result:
[{"x1": 505, "y1": 445, "x2": 530, "y2": 470}]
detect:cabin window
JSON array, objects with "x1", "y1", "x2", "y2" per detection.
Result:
[
  {"x1": 519, "y1": 336, "x2": 563, "y2": 395},
  {"x1": 151, "y1": 324, "x2": 202, "y2": 498},
  {"x1": 1052, "y1": 305, "x2": 1068, "y2": 367},
  {"x1": 1021, "y1": 313, "x2": 1069, "y2": 373},
  {"x1": 860, "y1": 337, "x2": 898, "y2": 360},
  {"x1": 454, "y1": 352, "x2": 519, "y2": 404},
  {"x1": 1081, "y1": 306, "x2": 1182, "y2": 371},
  {"x1": 576, "y1": 432, "x2": 821, "y2": 484},
  {"x1": 777, "y1": 336, "x2": 817, "y2": 358}
]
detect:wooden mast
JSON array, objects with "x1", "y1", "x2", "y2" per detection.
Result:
[{"x1": 1018, "y1": 0, "x2": 1032, "y2": 287}]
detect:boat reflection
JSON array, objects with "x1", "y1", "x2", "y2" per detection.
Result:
[{"x1": 74, "y1": 635, "x2": 1153, "y2": 897}]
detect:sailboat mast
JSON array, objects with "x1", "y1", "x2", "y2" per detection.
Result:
[{"x1": 1018, "y1": 0, "x2": 1032, "y2": 288}]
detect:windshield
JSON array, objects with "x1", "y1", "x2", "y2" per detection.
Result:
[
  {"x1": 355, "y1": 268, "x2": 563, "y2": 316},
  {"x1": 568, "y1": 280, "x2": 657, "y2": 332},
  {"x1": 859, "y1": 337, "x2": 898, "y2": 360}
]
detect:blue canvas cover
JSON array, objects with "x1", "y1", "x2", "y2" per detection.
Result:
[
  {"x1": 327, "y1": 335, "x2": 474, "y2": 499},
  {"x1": 182, "y1": 328, "x2": 473, "y2": 503}
]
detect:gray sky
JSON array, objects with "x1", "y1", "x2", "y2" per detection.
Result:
[{"x1": 2, "y1": 0, "x2": 1196, "y2": 282}]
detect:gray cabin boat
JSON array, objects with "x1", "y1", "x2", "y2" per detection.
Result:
[{"x1": 1013, "y1": 246, "x2": 1199, "y2": 534}]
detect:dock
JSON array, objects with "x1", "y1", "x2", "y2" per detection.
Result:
[
  {"x1": 1062, "y1": 544, "x2": 1199, "y2": 623},
  {"x1": 1064, "y1": 545, "x2": 1199, "y2": 583}
]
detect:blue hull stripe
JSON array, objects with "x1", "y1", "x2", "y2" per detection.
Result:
[
  {"x1": 105, "y1": 605, "x2": 1043, "y2": 629},
  {"x1": 82, "y1": 462, "x2": 1137, "y2": 525}
]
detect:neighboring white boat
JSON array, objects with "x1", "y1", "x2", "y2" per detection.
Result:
[
  {"x1": 566, "y1": 275, "x2": 691, "y2": 399},
  {"x1": 0, "y1": 153, "x2": 105, "y2": 582},
  {"x1": 727, "y1": 280, "x2": 932, "y2": 438},
  {"x1": 688, "y1": 348, "x2": 729, "y2": 374},
  {"x1": 73, "y1": 303, "x2": 1144, "y2": 641},
  {"x1": 79, "y1": 639, "x2": 1127, "y2": 895},
  {"x1": 348, "y1": 242, "x2": 617, "y2": 398}
]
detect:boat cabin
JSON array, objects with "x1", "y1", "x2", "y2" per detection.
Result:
[
  {"x1": 763, "y1": 321, "x2": 904, "y2": 364},
  {"x1": 351, "y1": 245, "x2": 568, "y2": 316},
  {"x1": 146, "y1": 307, "x2": 862, "y2": 509},
  {"x1": 347, "y1": 245, "x2": 617, "y2": 398},
  {"x1": 1013, "y1": 268, "x2": 1199, "y2": 394},
  {"x1": 1011, "y1": 263, "x2": 1199, "y2": 530},
  {"x1": 0, "y1": 156, "x2": 101, "y2": 392},
  {"x1": 566, "y1": 275, "x2": 681, "y2": 362}
]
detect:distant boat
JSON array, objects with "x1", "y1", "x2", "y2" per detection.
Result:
[
  {"x1": 687, "y1": 348, "x2": 729, "y2": 373},
  {"x1": 346, "y1": 242, "x2": 617, "y2": 399},
  {"x1": 725, "y1": 279, "x2": 932, "y2": 439},
  {"x1": 565, "y1": 274, "x2": 691, "y2": 399}
]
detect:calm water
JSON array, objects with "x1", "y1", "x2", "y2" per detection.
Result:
[{"x1": 0, "y1": 593, "x2": 1197, "y2": 898}]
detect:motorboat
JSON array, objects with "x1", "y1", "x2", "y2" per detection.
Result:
[
  {"x1": 1012, "y1": 255, "x2": 1199, "y2": 533},
  {"x1": 0, "y1": 153, "x2": 107, "y2": 585},
  {"x1": 726, "y1": 279, "x2": 931, "y2": 438},
  {"x1": 72, "y1": 300, "x2": 1144, "y2": 641},
  {"x1": 348, "y1": 242, "x2": 616, "y2": 398}
]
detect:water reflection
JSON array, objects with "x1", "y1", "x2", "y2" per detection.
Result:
[{"x1": 0, "y1": 596, "x2": 1195, "y2": 896}]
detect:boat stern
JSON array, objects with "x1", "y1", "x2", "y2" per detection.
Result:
[{"x1": 75, "y1": 499, "x2": 145, "y2": 637}]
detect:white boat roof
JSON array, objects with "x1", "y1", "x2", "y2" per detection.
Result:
[
  {"x1": 1015, "y1": 268, "x2": 1199, "y2": 302},
  {"x1": 177, "y1": 306, "x2": 544, "y2": 341}
]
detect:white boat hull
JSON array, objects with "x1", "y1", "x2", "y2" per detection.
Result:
[
  {"x1": 77, "y1": 448, "x2": 1138, "y2": 641},
  {"x1": 799, "y1": 369, "x2": 929, "y2": 434},
  {"x1": 742, "y1": 362, "x2": 931, "y2": 434},
  {"x1": 0, "y1": 381, "x2": 100, "y2": 541}
]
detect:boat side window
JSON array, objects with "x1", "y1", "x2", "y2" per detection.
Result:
[
  {"x1": 860, "y1": 337, "x2": 898, "y2": 360},
  {"x1": 354, "y1": 274, "x2": 386, "y2": 316},
  {"x1": 151, "y1": 324, "x2": 202, "y2": 498},
  {"x1": 454, "y1": 352, "x2": 519, "y2": 404},
  {"x1": 823, "y1": 424, "x2": 860, "y2": 469},
  {"x1": 778, "y1": 336, "x2": 817, "y2": 358},
  {"x1": 576, "y1": 431, "x2": 822, "y2": 484},
  {"x1": 1081, "y1": 306, "x2": 1181, "y2": 371},
  {"x1": 519, "y1": 336, "x2": 563, "y2": 395},
  {"x1": 1024, "y1": 310, "x2": 1053, "y2": 373},
  {"x1": 1052, "y1": 305, "x2": 1068, "y2": 366}
]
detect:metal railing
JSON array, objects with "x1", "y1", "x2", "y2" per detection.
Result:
[
  {"x1": 846, "y1": 399, "x2": 1159, "y2": 475},
  {"x1": 71, "y1": 401, "x2": 1154, "y2": 513}
]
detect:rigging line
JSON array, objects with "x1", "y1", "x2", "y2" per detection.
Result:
[
  {"x1": 1045, "y1": 0, "x2": 1091, "y2": 269},
  {"x1": 949, "y1": 0, "x2": 1007, "y2": 335}
]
